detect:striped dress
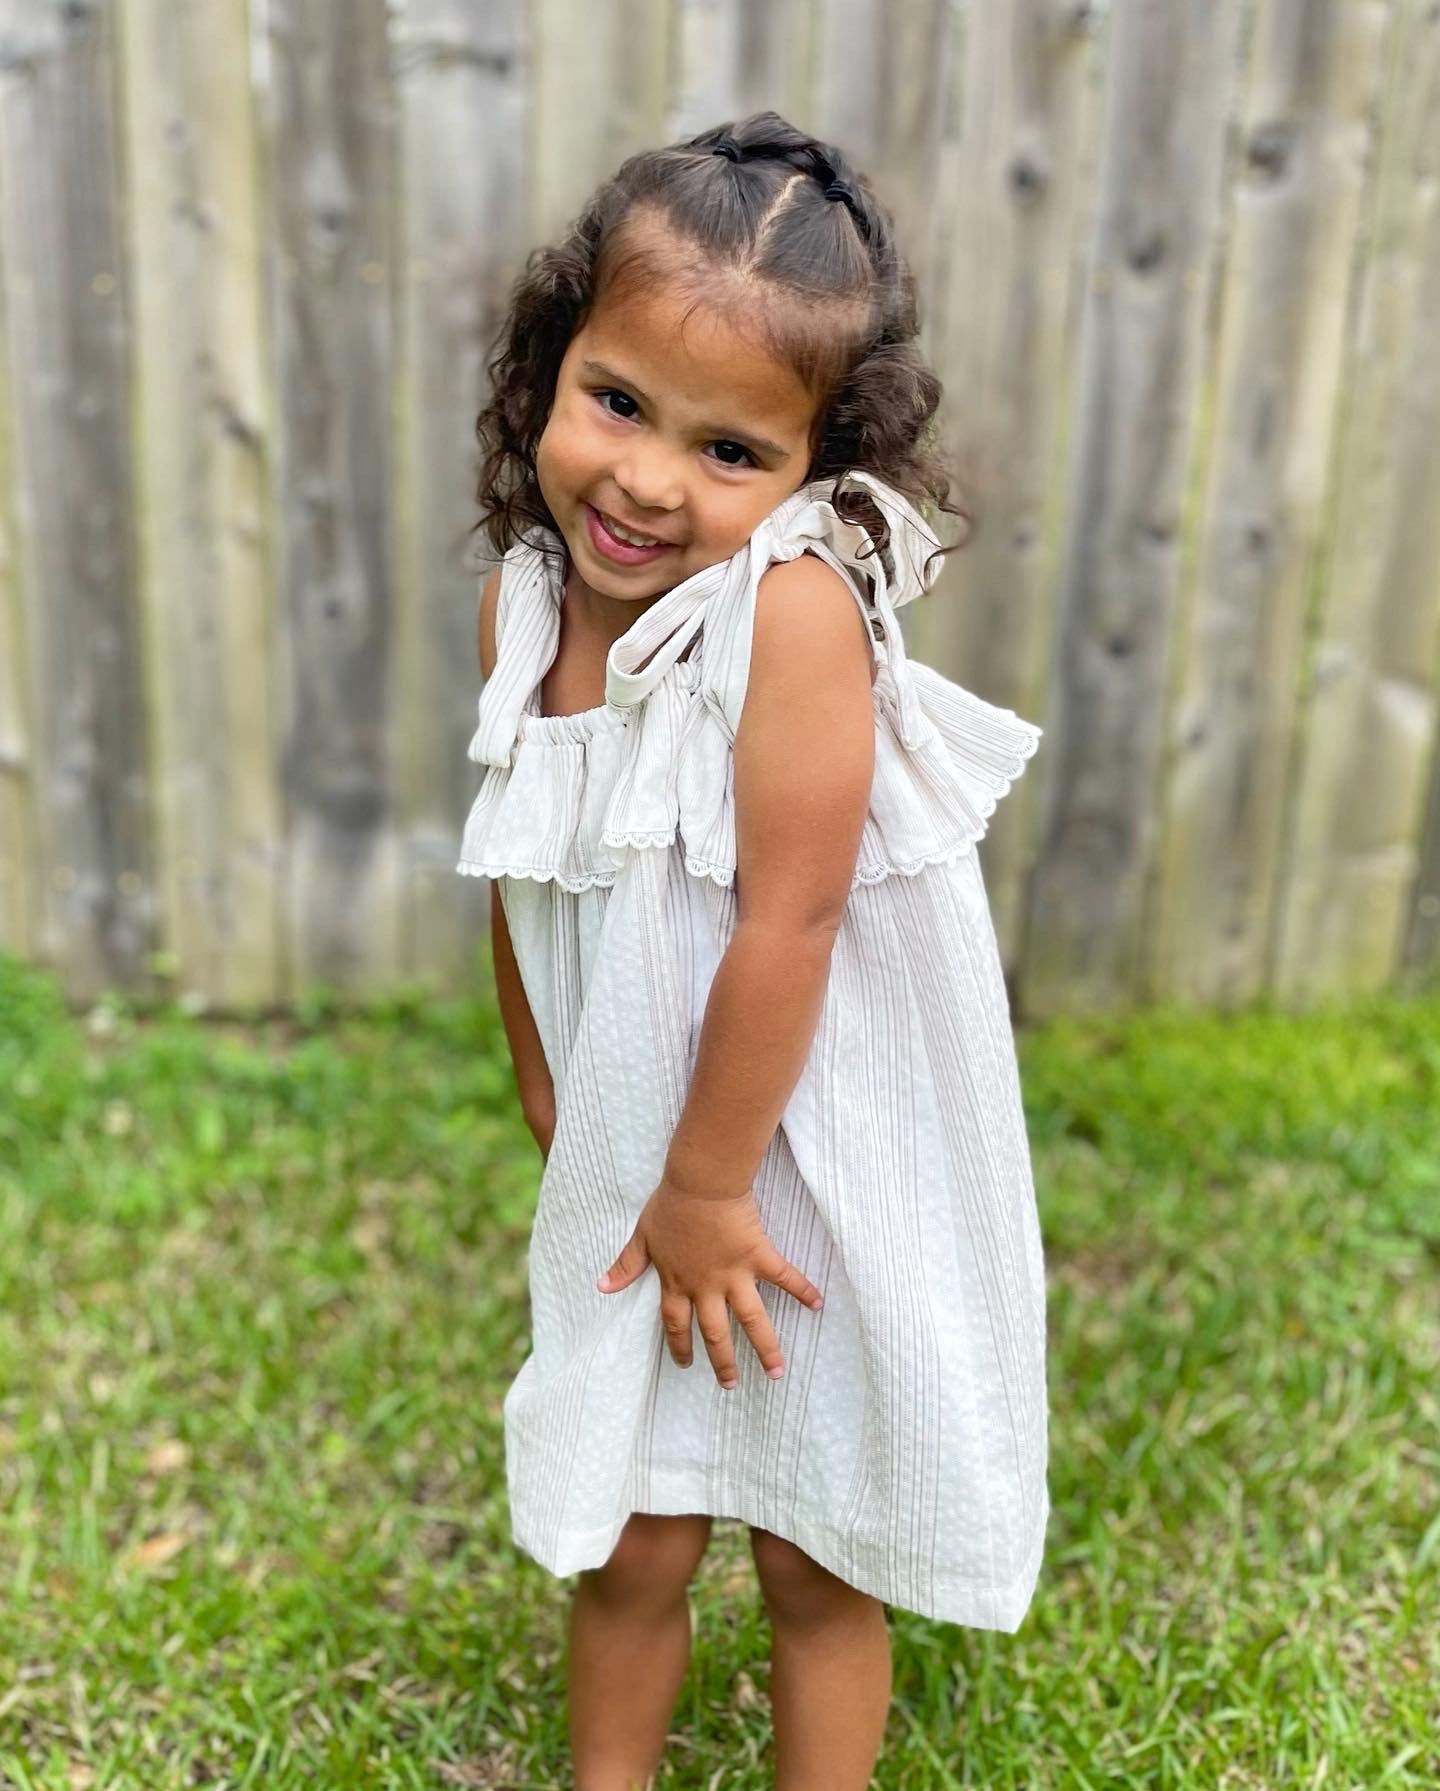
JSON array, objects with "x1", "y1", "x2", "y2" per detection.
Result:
[{"x1": 457, "y1": 471, "x2": 1049, "y2": 1631}]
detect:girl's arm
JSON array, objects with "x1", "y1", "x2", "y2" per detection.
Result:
[
  {"x1": 479, "y1": 569, "x2": 557, "y2": 1156},
  {"x1": 662, "y1": 555, "x2": 876, "y2": 1201},
  {"x1": 492, "y1": 883, "x2": 556, "y2": 1156}
]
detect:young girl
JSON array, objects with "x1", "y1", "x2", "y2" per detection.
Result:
[{"x1": 459, "y1": 112, "x2": 1048, "y2": 1790}]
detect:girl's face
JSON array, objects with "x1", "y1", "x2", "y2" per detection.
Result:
[{"x1": 535, "y1": 268, "x2": 821, "y2": 617}]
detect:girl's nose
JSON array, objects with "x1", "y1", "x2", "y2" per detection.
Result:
[{"x1": 612, "y1": 444, "x2": 684, "y2": 516}]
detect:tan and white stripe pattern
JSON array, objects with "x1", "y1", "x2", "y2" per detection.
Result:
[{"x1": 458, "y1": 475, "x2": 1050, "y2": 1630}]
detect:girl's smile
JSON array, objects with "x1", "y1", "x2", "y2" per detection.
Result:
[{"x1": 584, "y1": 501, "x2": 676, "y2": 565}]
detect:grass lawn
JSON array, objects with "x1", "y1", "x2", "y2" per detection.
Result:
[{"x1": 0, "y1": 947, "x2": 1435, "y2": 1789}]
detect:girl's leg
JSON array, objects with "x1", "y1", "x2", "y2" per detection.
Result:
[
  {"x1": 748, "y1": 1527, "x2": 892, "y2": 1791},
  {"x1": 568, "y1": 1511, "x2": 714, "y2": 1791}
]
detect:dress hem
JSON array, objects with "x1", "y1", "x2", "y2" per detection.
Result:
[{"x1": 509, "y1": 1469, "x2": 1049, "y2": 1634}]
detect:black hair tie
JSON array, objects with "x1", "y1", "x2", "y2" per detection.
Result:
[
  {"x1": 711, "y1": 136, "x2": 743, "y2": 162},
  {"x1": 823, "y1": 176, "x2": 868, "y2": 238}
]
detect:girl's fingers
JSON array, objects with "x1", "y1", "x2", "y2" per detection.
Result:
[
  {"x1": 729, "y1": 1291, "x2": 786, "y2": 1380},
  {"x1": 695, "y1": 1295, "x2": 740, "y2": 1390},
  {"x1": 759, "y1": 1252, "x2": 825, "y2": 1313},
  {"x1": 660, "y1": 1292, "x2": 694, "y2": 1366},
  {"x1": 596, "y1": 1229, "x2": 650, "y2": 1292}
]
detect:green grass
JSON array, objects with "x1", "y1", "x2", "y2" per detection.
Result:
[{"x1": 0, "y1": 950, "x2": 1436, "y2": 1789}]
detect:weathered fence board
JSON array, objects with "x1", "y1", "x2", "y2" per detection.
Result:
[
  {"x1": 121, "y1": 0, "x2": 281, "y2": 1008},
  {"x1": 920, "y1": 0, "x2": 1097, "y2": 971},
  {"x1": 829, "y1": 0, "x2": 952, "y2": 315},
  {"x1": 393, "y1": 0, "x2": 531, "y2": 985},
  {"x1": 531, "y1": 0, "x2": 671, "y2": 239},
  {"x1": 0, "y1": 220, "x2": 35, "y2": 962},
  {"x1": 1273, "y1": 0, "x2": 1440, "y2": 1002},
  {"x1": 263, "y1": 0, "x2": 403, "y2": 993},
  {"x1": 667, "y1": 0, "x2": 816, "y2": 141},
  {"x1": 1153, "y1": 0, "x2": 1390, "y2": 1007},
  {"x1": 1022, "y1": 0, "x2": 1245, "y2": 1012},
  {"x1": 0, "y1": 0, "x2": 154, "y2": 998}
]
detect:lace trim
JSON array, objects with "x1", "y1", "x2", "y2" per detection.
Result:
[
  {"x1": 459, "y1": 827, "x2": 1021, "y2": 897},
  {"x1": 599, "y1": 826, "x2": 676, "y2": 849},
  {"x1": 683, "y1": 852, "x2": 735, "y2": 886},
  {"x1": 456, "y1": 860, "x2": 616, "y2": 893},
  {"x1": 853, "y1": 839, "x2": 981, "y2": 884}
]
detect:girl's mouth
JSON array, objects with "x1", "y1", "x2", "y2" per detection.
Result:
[{"x1": 584, "y1": 504, "x2": 674, "y2": 567}]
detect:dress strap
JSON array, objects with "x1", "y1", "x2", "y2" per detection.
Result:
[
  {"x1": 604, "y1": 563, "x2": 727, "y2": 708},
  {"x1": 702, "y1": 470, "x2": 944, "y2": 750},
  {"x1": 467, "y1": 538, "x2": 561, "y2": 769}
]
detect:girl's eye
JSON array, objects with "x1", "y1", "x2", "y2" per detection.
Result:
[
  {"x1": 597, "y1": 389, "x2": 639, "y2": 421},
  {"x1": 707, "y1": 440, "x2": 757, "y2": 468},
  {"x1": 593, "y1": 390, "x2": 757, "y2": 468}
]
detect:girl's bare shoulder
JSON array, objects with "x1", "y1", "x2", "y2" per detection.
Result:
[{"x1": 750, "y1": 550, "x2": 875, "y2": 693}]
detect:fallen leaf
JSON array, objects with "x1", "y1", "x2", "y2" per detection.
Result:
[
  {"x1": 145, "y1": 1439, "x2": 191, "y2": 1474},
  {"x1": 734, "y1": 1669, "x2": 764, "y2": 1710},
  {"x1": 433, "y1": 1750, "x2": 520, "y2": 1787},
  {"x1": 132, "y1": 1532, "x2": 189, "y2": 1570}
]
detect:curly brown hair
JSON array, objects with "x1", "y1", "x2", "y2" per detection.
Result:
[{"x1": 471, "y1": 110, "x2": 970, "y2": 583}]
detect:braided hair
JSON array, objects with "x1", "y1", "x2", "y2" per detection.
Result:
[{"x1": 474, "y1": 110, "x2": 968, "y2": 579}]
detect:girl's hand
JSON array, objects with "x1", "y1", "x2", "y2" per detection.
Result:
[{"x1": 595, "y1": 1178, "x2": 824, "y2": 1388}]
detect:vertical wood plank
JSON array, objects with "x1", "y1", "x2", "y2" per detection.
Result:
[
  {"x1": 809, "y1": 0, "x2": 886, "y2": 168},
  {"x1": 0, "y1": 223, "x2": 37, "y2": 960},
  {"x1": 1021, "y1": 0, "x2": 1244, "y2": 1015},
  {"x1": 394, "y1": 0, "x2": 530, "y2": 986},
  {"x1": 1272, "y1": 0, "x2": 1440, "y2": 1000},
  {"x1": 1151, "y1": 0, "x2": 1389, "y2": 1007},
  {"x1": 666, "y1": 0, "x2": 816, "y2": 138},
  {"x1": 121, "y1": 0, "x2": 282, "y2": 1008},
  {"x1": 806, "y1": 0, "x2": 952, "y2": 310},
  {"x1": 1403, "y1": 712, "x2": 1440, "y2": 984},
  {"x1": 530, "y1": 0, "x2": 672, "y2": 240},
  {"x1": 0, "y1": 0, "x2": 156, "y2": 997},
  {"x1": 261, "y1": 0, "x2": 402, "y2": 994},
  {"x1": 921, "y1": 0, "x2": 1095, "y2": 972}
]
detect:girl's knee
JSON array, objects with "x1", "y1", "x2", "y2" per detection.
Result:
[
  {"x1": 748, "y1": 1526, "x2": 875, "y2": 1625},
  {"x1": 584, "y1": 1511, "x2": 713, "y2": 1608}
]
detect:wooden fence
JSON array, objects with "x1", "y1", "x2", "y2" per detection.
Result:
[{"x1": 1, "y1": 0, "x2": 1437, "y2": 1016}]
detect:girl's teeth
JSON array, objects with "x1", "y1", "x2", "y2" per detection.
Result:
[{"x1": 605, "y1": 514, "x2": 660, "y2": 547}]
